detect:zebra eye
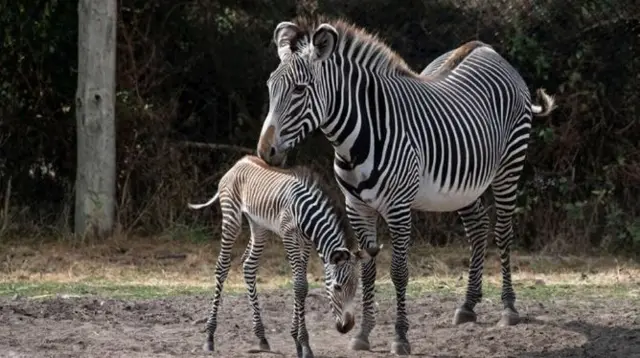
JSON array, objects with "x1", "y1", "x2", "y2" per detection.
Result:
[
  {"x1": 292, "y1": 84, "x2": 306, "y2": 94},
  {"x1": 334, "y1": 284, "x2": 342, "y2": 292}
]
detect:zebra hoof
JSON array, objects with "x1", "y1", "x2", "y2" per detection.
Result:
[
  {"x1": 391, "y1": 340, "x2": 411, "y2": 355},
  {"x1": 453, "y1": 306, "x2": 477, "y2": 325},
  {"x1": 246, "y1": 338, "x2": 270, "y2": 352},
  {"x1": 259, "y1": 339, "x2": 271, "y2": 351},
  {"x1": 498, "y1": 307, "x2": 520, "y2": 326},
  {"x1": 202, "y1": 340, "x2": 214, "y2": 352},
  {"x1": 301, "y1": 346, "x2": 314, "y2": 358},
  {"x1": 349, "y1": 337, "x2": 370, "y2": 351}
]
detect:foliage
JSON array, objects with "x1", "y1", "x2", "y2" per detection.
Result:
[{"x1": 0, "y1": 0, "x2": 638, "y2": 254}]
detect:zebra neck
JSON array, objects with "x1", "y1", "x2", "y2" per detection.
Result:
[
  {"x1": 293, "y1": 195, "x2": 345, "y2": 264},
  {"x1": 307, "y1": 224, "x2": 344, "y2": 264},
  {"x1": 319, "y1": 64, "x2": 414, "y2": 168},
  {"x1": 316, "y1": 240, "x2": 343, "y2": 265}
]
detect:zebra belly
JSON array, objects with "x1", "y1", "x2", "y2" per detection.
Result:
[
  {"x1": 243, "y1": 209, "x2": 282, "y2": 235},
  {"x1": 411, "y1": 177, "x2": 489, "y2": 212}
]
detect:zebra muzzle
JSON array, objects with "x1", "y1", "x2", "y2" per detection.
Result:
[{"x1": 336, "y1": 311, "x2": 355, "y2": 334}]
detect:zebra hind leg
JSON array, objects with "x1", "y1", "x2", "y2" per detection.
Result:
[
  {"x1": 492, "y1": 178, "x2": 521, "y2": 326},
  {"x1": 203, "y1": 202, "x2": 243, "y2": 352},
  {"x1": 244, "y1": 219, "x2": 271, "y2": 352},
  {"x1": 453, "y1": 198, "x2": 490, "y2": 325}
]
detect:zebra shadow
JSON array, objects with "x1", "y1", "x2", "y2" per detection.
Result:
[
  {"x1": 518, "y1": 320, "x2": 640, "y2": 358},
  {"x1": 245, "y1": 348, "x2": 450, "y2": 357}
]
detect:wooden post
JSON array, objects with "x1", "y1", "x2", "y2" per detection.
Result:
[{"x1": 74, "y1": 0, "x2": 117, "y2": 239}]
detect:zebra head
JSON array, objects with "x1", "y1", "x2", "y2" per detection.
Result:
[
  {"x1": 257, "y1": 21, "x2": 339, "y2": 166},
  {"x1": 326, "y1": 246, "x2": 379, "y2": 334}
]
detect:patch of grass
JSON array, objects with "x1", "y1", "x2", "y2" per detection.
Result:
[
  {"x1": 1, "y1": 278, "x2": 637, "y2": 303},
  {"x1": 0, "y1": 280, "x2": 325, "y2": 300},
  {"x1": 0, "y1": 281, "x2": 209, "y2": 299},
  {"x1": 374, "y1": 278, "x2": 639, "y2": 303},
  {"x1": 1, "y1": 235, "x2": 639, "y2": 302}
]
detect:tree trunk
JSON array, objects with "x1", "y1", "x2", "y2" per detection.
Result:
[{"x1": 74, "y1": 0, "x2": 117, "y2": 239}]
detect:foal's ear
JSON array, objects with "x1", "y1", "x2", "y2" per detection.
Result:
[
  {"x1": 329, "y1": 248, "x2": 351, "y2": 265},
  {"x1": 310, "y1": 23, "x2": 338, "y2": 62},
  {"x1": 354, "y1": 244, "x2": 383, "y2": 261}
]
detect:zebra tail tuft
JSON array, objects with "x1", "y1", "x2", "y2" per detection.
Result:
[
  {"x1": 531, "y1": 88, "x2": 557, "y2": 117},
  {"x1": 187, "y1": 191, "x2": 220, "y2": 210}
]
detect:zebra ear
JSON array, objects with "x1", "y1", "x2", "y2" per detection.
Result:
[
  {"x1": 329, "y1": 248, "x2": 350, "y2": 265},
  {"x1": 273, "y1": 21, "x2": 299, "y2": 60},
  {"x1": 310, "y1": 24, "x2": 338, "y2": 62},
  {"x1": 354, "y1": 244, "x2": 382, "y2": 261}
]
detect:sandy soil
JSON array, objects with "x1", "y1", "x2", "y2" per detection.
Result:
[{"x1": 1, "y1": 290, "x2": 639, "y2": 358}]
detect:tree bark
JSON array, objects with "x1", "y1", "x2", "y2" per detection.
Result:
[{"x1": 74, "y1": 0, "x2": 117, "y2": 239}]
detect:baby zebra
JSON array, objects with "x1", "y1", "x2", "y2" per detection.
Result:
[{"x1": 188, "y1": 155, "x2": 379, "y2": 358}]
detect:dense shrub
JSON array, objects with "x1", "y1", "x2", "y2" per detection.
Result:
[{"x1": 0, "y1": 0, "x2": 638, "y2": 253}]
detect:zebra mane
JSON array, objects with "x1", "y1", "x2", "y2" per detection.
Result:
[
  {"x1": 289, "y1": 165, "x2": 356, "y2": 250},
  {"x1": 288, "y1": 15, "x2": 416, "y2": 77}
]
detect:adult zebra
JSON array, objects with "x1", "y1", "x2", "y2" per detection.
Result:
[{"x1": 256, "y1": 16, "x2": 555, "y2": 355}]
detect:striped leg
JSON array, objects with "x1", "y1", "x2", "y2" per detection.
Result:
[
  {"x1": 492, "y1": 175, "x2": 521, "y2": 326},
  {"x1": 240, "y1": 244, "x2": 251, "y2": 265},
  {"x1": 203, "y1": 202, "x2": 243, "y2": 352},
  {"x1": 345, "y1": 199, "x2": 379, "y2": 352},
  {"x1": 286, "y1": 238, "x2": 313, "y2": 358},
  {"x1": 384, "y1": 206, "x2": 412, "y2": 356},
  {"x1": 453, "y1": 198, "x2": 490, "y2": 325},
  {"x1": 244, "y1": 219, "x2": 270, "y2": 351}
]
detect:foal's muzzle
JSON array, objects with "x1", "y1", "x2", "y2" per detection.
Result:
[{"x1": 336, "y1": 312, "x2": 355, "y2": 334}]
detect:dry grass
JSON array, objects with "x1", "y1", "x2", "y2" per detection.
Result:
[{"x1": 1, "y1": 234, "x2": 638, "y2": 298}]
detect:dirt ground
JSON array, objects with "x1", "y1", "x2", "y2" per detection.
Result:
[{"x1": 1, "y1": 290, "x2": 639, "y2": 358}]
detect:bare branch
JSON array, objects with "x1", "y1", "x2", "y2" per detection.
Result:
[
  {"x1": 0, "y1": 133, "x2": 8, "y2": 148},
  {"x1": 0, "y1": 176, "x2": 12, "y2": 236},
  {"x1": 175, "y1": 140, "x2": 254, "y2": 154}
]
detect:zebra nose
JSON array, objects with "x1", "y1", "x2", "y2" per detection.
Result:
[
  {"x1": 257, "y1": 145, "x2": 276, "y2": 162},
  {"x1": 336, "y1": 312, "x2": 355, "y2": 334},
  {"x1": 258, "y1": 146, "x2": 279, "y2": 164}
]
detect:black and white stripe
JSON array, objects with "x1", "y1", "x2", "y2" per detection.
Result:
[
  {"x1": 188, "y1": 155, "x2": 377, "y2": 357},
  {"x1": 257, "y1": 16, "x2": 555, "y2": 356}
]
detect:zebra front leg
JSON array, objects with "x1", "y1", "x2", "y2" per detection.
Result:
[
  {"x1": 345, "y1": 199, "x2": 380, "y2": 352},
  {"x1": 453, "y1": 199, "x2": 489, "y2": 325},
  {"x1": 492, "y1": 179, "x2": 521, "y2": 326},
  {"x1": 385, "y1": 208, "x2": 412, "y2": 356},
  {"x1": 203, "y1": 210, "x2": 242, "y2": 352},
  {"x1": 244, "y1": 220, "x2": 270, "y2": 351},
  {"x1": 287, "y1": 241, "x2": 313, "y2": 358}
]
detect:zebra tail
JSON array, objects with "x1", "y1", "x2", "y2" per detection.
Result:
[
  {"x1": 531, "y1": 88, "x2": 556, "y2": 117},
  {"x1": 187, "y1": 191, "x2": 220, "y2": 210}
]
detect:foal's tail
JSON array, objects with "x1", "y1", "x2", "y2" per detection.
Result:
[{"x1": 187, "y1": 191, "x2": 220, "y2": 210}]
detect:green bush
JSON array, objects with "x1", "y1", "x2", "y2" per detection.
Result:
[{"x1": 0, "y1": 0, "x2": 638, "y2": 254}]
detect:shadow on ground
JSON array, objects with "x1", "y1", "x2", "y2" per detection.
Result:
[{"x1": 518, "y1": 319, "x2": 640, "y2": 358}]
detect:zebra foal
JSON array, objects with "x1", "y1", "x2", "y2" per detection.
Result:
[{"x1": 188, "y1": 155, "x2": 378, "y2": 358}]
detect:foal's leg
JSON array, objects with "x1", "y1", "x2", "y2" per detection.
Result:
[
  {"x1": 286, "y1": 237, "x2": 313, "y2": 358},
  {"x1": 244, "y1": 219, "x2": 271, "y2": 351},
  {"x1": 203, "y1": 199, "x2": 243, "y2": 352}
]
